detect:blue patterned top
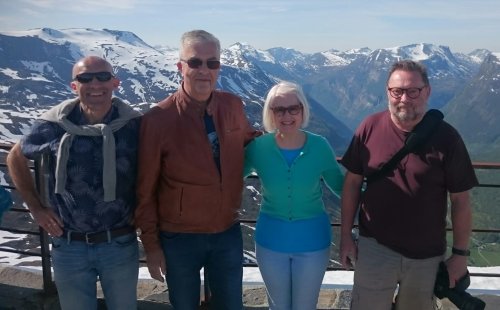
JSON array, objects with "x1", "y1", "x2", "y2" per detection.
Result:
[{"x1": 20, "y1": 104, "x2": 141, "y2": 233}]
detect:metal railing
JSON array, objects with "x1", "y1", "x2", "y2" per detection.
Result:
[
  {"x1": 0, "y1": 143, "x2": 56, "y2": 294},
  {"x1": 1, "y1": 143, "x2": 499, "y2": 300},
  {"x1": 241, "y1": 160, "x2": 500, "y2": 279}
]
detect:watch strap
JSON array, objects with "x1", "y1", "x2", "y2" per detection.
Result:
[{"x1": 452, "y1": 247, "x2": 470, "y2": 256}]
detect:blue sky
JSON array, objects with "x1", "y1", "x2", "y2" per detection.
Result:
[{"x1": 1, "y1": 0, "x2": 500, "y2": 53}]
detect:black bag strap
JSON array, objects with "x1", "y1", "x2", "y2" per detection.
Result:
[{"x1": 365, "y1": 109, "x2": 444, "y2": 184}]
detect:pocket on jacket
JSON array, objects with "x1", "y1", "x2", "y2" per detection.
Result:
[{"x1": 159, "y1": 183, "x2": 222, "y2": 226}]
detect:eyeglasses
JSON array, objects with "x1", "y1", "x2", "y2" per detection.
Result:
[
  {"x1": 270, "y1": 104, "x2": 303, "y2": 117},
  {"x1": 73, "y1": 72, "x2": 114, "y2": 84},
  {"x1": 181, "y1": 58, "x2": 221, "y2": 70},
  {"x1": 388, "y1": 86, "x2": 426, "y2": 99}
]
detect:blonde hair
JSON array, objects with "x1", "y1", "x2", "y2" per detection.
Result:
[{"x1": 262, "y1": 81, "x2": 310, "y2": 132}]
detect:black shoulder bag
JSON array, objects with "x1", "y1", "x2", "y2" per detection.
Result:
[{"x1": 365, "y1": 109, "x2": 444, "y2": 184}]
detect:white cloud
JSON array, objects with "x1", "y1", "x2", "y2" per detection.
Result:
[{"x1": 18, "y1": 0, "x2": 141, "y2": 11}]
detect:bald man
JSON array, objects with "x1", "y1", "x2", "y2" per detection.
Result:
[{"x1": 7, "y1": 56, "x2": 142, "y2": 310}]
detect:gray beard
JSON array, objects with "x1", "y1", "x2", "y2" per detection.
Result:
[
  {"x1": 389, "y1": 102, "x2": 426, "y2": 124},
  {"x1": 394, "y1": 110, "x2": 418, "y2": 122}
]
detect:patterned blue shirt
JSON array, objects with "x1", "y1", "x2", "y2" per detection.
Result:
[{"x1": 20, "y1": 104, "x2": 141, "y2": 233}]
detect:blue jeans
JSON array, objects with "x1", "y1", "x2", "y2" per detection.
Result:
[
  {"x1": 51, "y1": 233, "x2": 139, "y2": 310},
  {"x1": 160, "y1": 222, "x2": 243, "y2": 310},
  {"x1": 256, "y1": 244, "x2": 330, "y2": 310}
]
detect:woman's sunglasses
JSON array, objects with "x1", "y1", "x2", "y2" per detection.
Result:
[{"x1": 270, "y1": 104, "x2": 303, "y2": 117}]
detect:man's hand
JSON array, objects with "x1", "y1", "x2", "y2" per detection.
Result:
[
  {"x1": 447, "y1": 190, "x2": 472, "y2": 288},
  {"x1": 340, "y1": 234, "x2": 358, "y2": 270},
  {"x1": 6, "y1": 143, "x2": 63, "y2": 237},
  {"x1": 31, "y1": 206, "x2": 63, "y2": 237},
  {"x1": 146, "y1": 250, "x2": 167, "y2": 282},
  {"x1": 339, "y1": 171, "x2": 363, "y2": 270},
  {"x1": 445, "y1": 254, "x2": 468, "y2": 288}
]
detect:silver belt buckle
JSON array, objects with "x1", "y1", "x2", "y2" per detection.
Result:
[{"x1": 85, "y1": 233, "x2": 95, "y2": 244}]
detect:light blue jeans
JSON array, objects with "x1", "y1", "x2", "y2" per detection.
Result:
[
  {"x1": 51, "y1": 233, "x2": 139, "y2": 310},
  {"x1": 256, "y1": 244, "x2": 330, "y2": 310}
]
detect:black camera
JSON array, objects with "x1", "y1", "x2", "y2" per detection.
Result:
[{"x1": 434, "y1": 262, "x2": 485, "y2": 310}]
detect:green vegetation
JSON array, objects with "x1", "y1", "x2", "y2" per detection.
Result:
[
  {"x1": 446, "y1": 233, "x2": 500, "y2": 267},
  {"x1": 470, "y1": 243, "x2": 500, "y2": 266},
  {"x1": 447, "y1": 166, "x2": 500, "y2": 267}
]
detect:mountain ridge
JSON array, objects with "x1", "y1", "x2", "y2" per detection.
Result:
[
  {"x1": 1, "y1": 27, "x2": 499, "y2": 267},
  {"x1": 1, "y1": 28, "x2": 499, "y2": 157}
]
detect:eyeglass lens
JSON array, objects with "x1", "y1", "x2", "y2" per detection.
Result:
[
  {"x1": 184, "y1": 58, "x2": 221, "y2": 70},
  {"x1": 74, "y1": 72, "x2": 114, "y2": 84},
  {"x1": 388, "y1": 87, "x2": 424, "y2": 99},
  {"x1": 271, "y1": 105, "x2": 303, "y2": 116}
]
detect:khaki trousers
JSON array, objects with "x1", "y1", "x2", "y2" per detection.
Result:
[{"x1": 351, "y1": 236, "x2": 443, "y2": 310}]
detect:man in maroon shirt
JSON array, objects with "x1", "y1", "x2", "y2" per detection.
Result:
[{"x1": 340, "y1": 60, "x2": 478, "y2": 310}]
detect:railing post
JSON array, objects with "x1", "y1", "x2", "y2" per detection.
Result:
[{"x1": 34, "y1": 152, "x2": 57, "y2": 295}]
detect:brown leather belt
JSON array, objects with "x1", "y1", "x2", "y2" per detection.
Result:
[{"x1": 63, "y1": 226, "x2": 135, "y2": 244}]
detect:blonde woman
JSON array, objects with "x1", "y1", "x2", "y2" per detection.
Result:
[{"x1": 245, "y1": 81, "x2": 343, "y2": 309}]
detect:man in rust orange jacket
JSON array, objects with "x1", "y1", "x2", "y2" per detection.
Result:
[{"x1": 135, "y1": 29, "x2": 260, "y2": 310}]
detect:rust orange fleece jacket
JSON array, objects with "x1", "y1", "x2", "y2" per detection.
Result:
[{"x1": 135, "y1": 87, "x2": 260, "y2": 254}]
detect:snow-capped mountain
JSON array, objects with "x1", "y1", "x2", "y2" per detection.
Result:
[
  {"x1": 1, "y1": 28, "x2": 499, "y2": 267},
  {"x1": 0, "y1": 28, "x2": 498, "y2": 154},
  {"x1": 302, "y1": 43, "x2": 488, "y2": 129},
  {"x1": 444, "y1": 53, "x2": 500, "y2": 152},
  {"x1": 0, "y1": 28, "x2": 354, "y2": 152}
]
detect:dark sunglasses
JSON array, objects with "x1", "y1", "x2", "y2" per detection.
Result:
[
  {"x1": 270, "y1": 104, "x2": 303, "y2": 117},
  {"x1": 73, "y1": 72, "x2": 114, "y2": 84},
  {"x1": 181, "y1": 58, "x2": 221, "y2": 70}
]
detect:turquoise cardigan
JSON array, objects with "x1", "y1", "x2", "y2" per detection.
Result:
[{"x1": 244, "y1": 131, "x2": 343, "y2": 221}]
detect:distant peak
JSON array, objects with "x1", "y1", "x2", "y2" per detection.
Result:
[
  {"x1": 102, "y1": 29, "x2": 152, "y2": 48},
  {"x1": 22, "y1": 27, "x2": 67, "y2": 40},
  {"x1": 345, "y1": 47, "x2": 372, "y2": 54},
  {"x1": 230, "y1": 42, "x2": 254, "y2": 49}
]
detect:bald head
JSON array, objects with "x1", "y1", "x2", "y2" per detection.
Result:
[
  {"x1": 72, "y1": 56, "x2": 114, "y2": 79},
  {"x1": 70, "y1": 55, "x2": 119, "y2": 124}
]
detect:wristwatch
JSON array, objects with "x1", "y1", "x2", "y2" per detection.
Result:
[{"x1": 452, "y1": 247, "x2": 471, "y2": 256}]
